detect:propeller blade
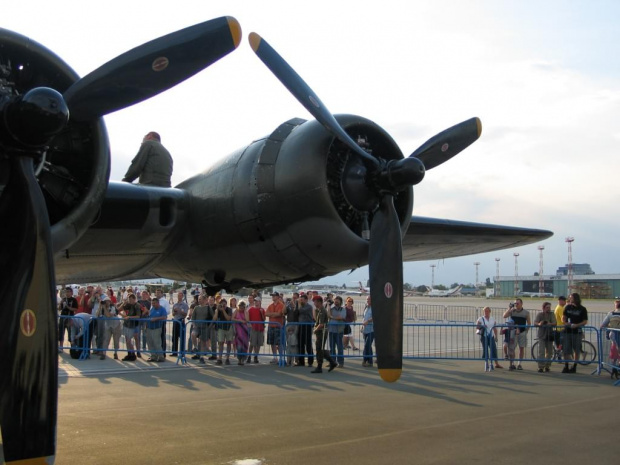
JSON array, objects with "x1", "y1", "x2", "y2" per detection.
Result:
[
  {"x1": 410, "y1": 117, "x2": 481, "y2": 170},
  {"x1": 369, "y1": 195, "x2": 403, "y2": 383},
  {"x1": 64, "y1": 16, "x2": 242, "y2": 121},
  {"x1": 0, "y1": 158, "x2": 58, "y2": 463},
  {"x1": 249, "y1": 32, "x2": 379, "y2": 168}
]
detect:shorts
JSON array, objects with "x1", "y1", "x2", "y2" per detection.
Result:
[
  {"x1": 217, "y1": 328, "x2": 234, "y2": 343},
  {"x1": 123, "y1": 326, "x2": 136, "y2": 341},
  {"x1": 516, "y1": 332, "x2": 528, "y2": 348},
  {"x1": 344, "y1": 324, "x2": 352, "y2": 335},
  {"x1": 267, "y1": 326, "x2": 281, "y2": 345},
  {"x1": 192, "y1": 324, "x2": 210, "y2": 341},
  {"x1": 563, "y1": 332, "x2": 582, "y2": 356},
  {"x1": 250, "y1": 329, "x2": 264, "y2": 347}
]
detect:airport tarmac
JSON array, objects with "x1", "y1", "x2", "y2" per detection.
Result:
[{"x1": 2, "y1": 349, "x2": 618, "y2": 465}]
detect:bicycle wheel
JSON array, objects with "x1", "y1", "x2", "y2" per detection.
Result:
[
  {"x1": 531, "y1": 341, "x2": 562, "y2": 363},
  {"x1": 577, "y1": 340, "x2": 597, "y2": 365},
  {"x1": 530, "y1": 341, "x2": 539, "y2": 360}
]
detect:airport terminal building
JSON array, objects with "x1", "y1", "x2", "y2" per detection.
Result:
[{"x1": 495, "y1": 273, "x2": 620, "y2": 299}]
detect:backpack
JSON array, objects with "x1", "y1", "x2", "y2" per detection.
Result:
[{"x1": 608, "y1": 314, "x2": 620, "y2": 329}]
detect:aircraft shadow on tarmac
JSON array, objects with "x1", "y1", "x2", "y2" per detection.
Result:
[{"x1": 57, "y1": 356, "x2": 612, "y2": 409}]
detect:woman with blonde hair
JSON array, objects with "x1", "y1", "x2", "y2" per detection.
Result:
[{"x1": 476, "y1": 306, "x2": 503, "y2": 371}]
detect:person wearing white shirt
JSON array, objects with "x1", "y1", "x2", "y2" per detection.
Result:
[{"x1": 476, "y1": 306, "x2": 503, "y2": 371}]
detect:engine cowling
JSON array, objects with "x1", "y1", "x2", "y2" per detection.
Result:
[
  {"x1": 0, "y1": 28, "x2": 109, "y2": 253},
  {"x1": 157, "y1": 115, "x2": 413, "y2": 290}
]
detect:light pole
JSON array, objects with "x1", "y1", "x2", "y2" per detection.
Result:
[
  {"x1": 495, "y1": 258, "x2": 500, "y2": 298},
  {"x1": 513, "y1": 253, "x2": 520, "y2": 296},
  {"x1": 474, "y1": 262, "x2": 480, "y2": 288},
  {"x1": 538, "y1": 245, "x2": 545, "y2": 295}
]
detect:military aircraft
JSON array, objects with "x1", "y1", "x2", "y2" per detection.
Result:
[{"x1": 0, "y1": 17, "x2": 552, "y2": 464}]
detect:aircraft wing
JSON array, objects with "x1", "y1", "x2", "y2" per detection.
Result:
[{"x1": 402, "y1": 216, "x2": 552, "y2": 261}]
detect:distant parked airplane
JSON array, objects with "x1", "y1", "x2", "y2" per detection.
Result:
[{"x1": 425, "y1": 285, "x2": 463, "y2": 297}]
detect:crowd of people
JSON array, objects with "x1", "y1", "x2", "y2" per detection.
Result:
[
  {"x1": 476, "y1": 292, "x2": 620, "y2": 376},
  {"x1": 57, "y1": 286, "x2": 375, "y2": 374},
  {"x1": 59, "y1": 286, "x2": 620, "y2": 377}
]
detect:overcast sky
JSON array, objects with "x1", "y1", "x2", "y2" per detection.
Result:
[{"x1": 5, "y1": 0, "x2": 619, "y2": 287}]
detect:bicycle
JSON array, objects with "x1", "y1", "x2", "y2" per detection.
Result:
[{"x1": 531, "y1": 337, "x2": 597, "y2": 365}]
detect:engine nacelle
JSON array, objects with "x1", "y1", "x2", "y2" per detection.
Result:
[
  {"x1": 156, "y1": 115, "x2": 412, "y2": 291},
  {"x1": 0, "y1": 28, "x2": 109, "y2": 253}
]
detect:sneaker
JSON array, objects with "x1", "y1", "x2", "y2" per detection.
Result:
[
  {"x1": 569, "y1": 365, "x2": 577, "y2": 373},
  {"x1": 122, "y1": 355, "x2": 133, "y2": 361},
  {"x1": 328, "y1": 362, "x2": 338, "y2": 372},
  {"x1": 537, "y1": 368, "x2": 544, "y2": 373},
  {"x1": 157, "y1": 358, "x2": 165, "y2": 362},
  {"x1": 253, "y1": 357, "x2": 259, "y2": 364},
  {"x1": 191, "y1": 354, "x2": 200, "y2": 360},
  {"x1": 517, "y1": 365, "x2": 523, "y2": 371},
  {"x1": 311, "y1": 367, "x2": 323, "y2": 373},
  {"x1": 216, "y1": 359, "x2": 223, "y2": 365},
  {"x1": 238, "y1": 360, "x2": 244, "y2": 366},
  {"x1": 337, "y1": 363, "x2": 344, "y2": 368},
  {"x1": 562, "y1": 366, "x2": 569, "y2": 373},
  {"x1": 269, "y1": 359, "x2": 278, "y2": 365},
  {"x1": 247, "y1": 356, "x2": 252, "y2": 363},
  {"x1": 99, "y1": 355, "x2": 106, "y2": 360},
  {"x1": 353, "y1": 347, "x2": 359, "y2": 351},
  {"x1": 225, "y1": 358, "x2": 231, "y2": 365},
  {"x1": 494, "y1": 364, "x2": 503, "y2": 369},
  {"x1": 208, "y1": 356, "x2": 217, "y2": 361},
  {"x1": 137, "y1": 353, "x2": 142, "y2": 359},
  {"x1": 199, "y1": 357, "x2": 206, "y2": 364},
  {"x1": 544, "y1": 367, "x2": 550, "y2": 373},
  {"x1": 147, "y1": 358, "x2": 157, "y2": 362},
  {"x1": 509, "y1": 365, "x2": 516, "y2": 371},
  {"x1": 362, "y1": 361, "x2": 369, "y2": 367}
]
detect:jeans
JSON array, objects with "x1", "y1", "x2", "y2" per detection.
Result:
[
  {"x1": 480, "y1": 334, "x2": 498, "y2": 361},
  {"x1": 363, "y1": 331, "x2": 374, "y2": 364},
  {"x1": 297, "y1": 323, "x2": 314, "y2": 365},
  {"x1": 329, "y1": 332, "x2": 344, "y2": 365},
  {"x1": 172, "y1": 319, "x2": 185, "y2": 354}
]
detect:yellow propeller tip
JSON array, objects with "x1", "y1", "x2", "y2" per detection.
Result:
[
  {"x1": 226, "y1": 17, "x2": 242, "y2": 48},
  {"x1": 379, "y1": 368, "x2": 401, "y2": 383},
  {"x1": 249, "y1": 32, "x2": 262, "y2": 52},
  {"x1": 475, "y1": 117, "x2": 482, "y2": 138}
]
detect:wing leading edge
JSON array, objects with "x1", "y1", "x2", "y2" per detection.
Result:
[{"x1": 402, "y1": 216, "x2": 553, "y2": 261}]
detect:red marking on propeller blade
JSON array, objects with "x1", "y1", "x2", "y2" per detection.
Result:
[
  {"x1": 20, "y1": 309, "x2": 37, "y2": 337},
  {"x1": 152, "y1": 56, "x2": 169, "y2": 72},
  {"x1": 384, "y1": 282, "x2": 393, "y2": 299}
]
